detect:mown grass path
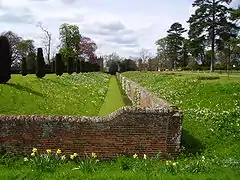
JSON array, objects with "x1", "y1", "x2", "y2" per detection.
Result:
[{"x1": 98, "y1": 76, "x2": 125, "y2": 116}]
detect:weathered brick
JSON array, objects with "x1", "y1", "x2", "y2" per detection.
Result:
[{"x1": 0, "y1": 74, "x2": 182, "y2": 159}]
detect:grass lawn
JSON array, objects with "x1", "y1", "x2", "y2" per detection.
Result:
[
  {"x1": 98, "y1": 76, "x2": 126, "y2": 116},
  {"x1": 0, "y1": 72, "x2": 110, "y2": 116},
  {"x1": 1, "y1": 150, "x2": 239, "y2": 180},
  {"x1": 122, "y1": 71, "x2": 240, "y2": 178}
]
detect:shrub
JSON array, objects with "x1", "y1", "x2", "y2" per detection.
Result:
[
  {"x1": 109, "y1": 61, "x2": 118, "y2": 75},
  {"x1": 80, "y1": 59, "x2": 85, "y2": 72},
  {"x1": 76, "y1": 59, "x2": 80, "y2": 73},
  {"x1": 67, "y1": 56, "x2": 74, "y2": 75},
  {"x1": 36, "y1": 48, "x2": 46, "y2": 78},
  {"x1": 55, "y1": 53, "x2": 64, "y2": 76},
  {"x1": 51, "y1": 60, "x2": 55, "y2": 73},
  {"x1": 26, "y1": 53, "x2": 36, "y2": 73},
  {"x1": 0, "y1": 36, "x2": 12, "y2": 83},
  {"x1": 84, "y1": 62, "x2": 92, "y2": 72},
  {"x1": 21, "y1": 57, "x2": 27, "y2": 76},
  {"x1": 91, "y1": 63, "x2": 100, "y2": 72}
]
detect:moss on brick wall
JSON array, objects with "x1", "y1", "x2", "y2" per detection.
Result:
[{"x1": 0, "y1": 75, "x2": 182, "y2": 159}]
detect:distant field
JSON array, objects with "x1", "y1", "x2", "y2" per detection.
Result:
[{"x1": 0, "y1": 73, "x2": 110, "y2": 116}]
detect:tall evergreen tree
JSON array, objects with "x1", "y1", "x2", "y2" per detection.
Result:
[
  {"x1": 180, "y1": 39, "x2": 190, "y2": 67},
  {"x1": 51, "y1": 60, "x2": 55, "y2": 73},
  {"x1": 55, "y1": 53, "x2": 64, "y2": 76},
  {"x1": 0, "y1": 36, "x2": 12, "y2": 83},
  {"x1": 230, "y1": 6, "x2": 240, "y2": 20},
  {"x1": 188, "y1": 0, "x2": 233, "y2": 72},
  {"x1": 67, "y1": 56, "x2": 74, "y2": 74},
  {"x1": 21, "y1": 57, "x2": 27, "y2": 76},
  {"x1": 166, "y1": 22, "x2": 187, "y2": 70},
  {"x1": 36, "y1": 48, "x2": 46, "y2": 78},
  {"x1": 76, "y1": 59, "x2": 80, "y2": 73}
]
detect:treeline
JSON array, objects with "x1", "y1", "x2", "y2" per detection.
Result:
[
  {"x1": 0, "y1": 23, "x2": 104, "y2": 83},
  {"x1": 13, "y1": 50, "x2": 102, "y2": 75},
  {"x1": 153, "y1": 1, "x2": 240, "y2": 72}
]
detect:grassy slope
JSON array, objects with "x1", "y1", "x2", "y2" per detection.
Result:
[
  {"x1": 122, "y1": 71, "x2": 240, "y2": 176},
  {"x1": 0, "y1": 73, "x2": 110, "y2": 116},
  {"x1": 98, "y1": 76, "x2": 125, "y2": 116},
  {"x1": 123, "y1": 71, "x2": 240, "y2": 155},
  {"x1": 1, "y1": 72, "x2": 240, "y2": 179}
]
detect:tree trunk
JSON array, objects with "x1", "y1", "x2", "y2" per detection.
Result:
[
  {"x1": 47, "y1": 35, "x2": 51, "y2": 64},
  {"x1": 210, "y1": 0, "x2": 216, "y2": 72}
]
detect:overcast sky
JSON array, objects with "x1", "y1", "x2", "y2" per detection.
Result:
[{"x1": 0, "y1": 0, "x2": 239, "y2": 58}]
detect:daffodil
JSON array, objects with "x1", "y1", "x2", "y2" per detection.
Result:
[
  {"x1": 61, "y1": 155, "x2": 66, "y2": 160},
  {"x1": 143, "y1": 154, "x2": 147, "y2": 159},
  {"x1": 32, "y1": 148, "x2": 37, "y2": 153},
  {"x1": 46, "y1": 149, "x2": 52, "y2": 154},
  {"x1": 166, "y1": 160, "x2": 169, "y2": 165},
  {"x1": 73, "y1": 153, "x2": 78, "y2": 157},
  {"x1": 172, "y1": 162, "x2": 177, "y2": 166},
  {"x1": 24, "y1": 157, "x2": 29, "y2": 162},
  {"x1": 31, "y1": 152, "x2": 35, "y2": 157},
  {"x1": 91, "y1": 152, "x2": 97, "y2": 158},
  {"x1": 70, "y1": 154, "x2": 75, "y2": 160},
  {"x1": 133, "y1": 153, "x2": 138, "y2": 159},
  {"x1": 56, "y1": 149, "x2": 62, "y2": 154}
]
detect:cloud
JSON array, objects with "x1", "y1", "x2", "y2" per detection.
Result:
[
  {"x1": 231, "y1": 0, "x2": 240, "y2": 7},
  {"x1": 0, "y1": 12, "x2": 34, "y2": 24},
  {"x1": 0, "y1": 5, "x2": 35, "y2": 24},
  {"x1": 106, "y1": 36, "x2": 138, "y2": 47},
  {"x1": 80, "y1": 20, "x2": 139, "y2": 53},
  {"x1": 1, "y1": 0, "x2": 238, "y2": 58},
  {"x1": 61, "y1": 0, "x2": 77, "y2": 4}
]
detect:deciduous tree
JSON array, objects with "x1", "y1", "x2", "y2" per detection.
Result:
[
  {"x1": 79, "y1": 36, "x2": 97, "y2": 59},
  {"x1": 59, "y1": 23, "x2": 81, "y2": 60}
]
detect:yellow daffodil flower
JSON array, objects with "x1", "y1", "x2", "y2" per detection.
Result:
[
  {"x1": 91, "y1": 152, "x2": 97, "y2": 158},
  {"x1": 56, "y1": 149, "x2": 61, "y2": 154},
  {"x1": 133, "y1": 153, "x2": 138, "y2": 159},
  {"x1": 32, "y1": 148, "x2": 37, "y2": 153},
  {"x1": 61, "y1": 155, "x2": 66, "y2": 160},
  {"x1": 46, "y1": 149, "x2": 52, "y2": 154},
  {"x1": 24, "y1": 157, "x2": 29, "y2": 162},
  {"x1": 172, "y1": 162, "x2": 177, "y2": 166},
  {"x1": 73, "y1": 153, "x2": 78, "y2": 157},
  {"x1": 143, "y1": 154, "x2": 147, "y2": 159},
  {"x1": 31, "y1": 152, "x2": 35, "y2": 157},
  {"x1": 70, "y1": 154, "x2": 75, "y2": 160}
]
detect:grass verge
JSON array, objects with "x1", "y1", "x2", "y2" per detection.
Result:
[
  {"x1": 0, "y1": 72, "x2": 110, "y2": 116},
  {"x1": 98, "y1": 76, "x2": 127, "y2": 116}
]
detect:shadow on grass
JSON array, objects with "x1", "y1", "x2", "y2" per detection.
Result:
[
  {"x1": 6, "y1": 83, "x2": 44, "y2": 97},
  {"x1": 181, "y1": 129, "x2": 205, "y2": 156}
]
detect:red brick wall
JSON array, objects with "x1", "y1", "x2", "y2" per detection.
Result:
[
  {"x1": 0, "y1": 107, "x2": 181, "y2": 158},
  {"x1": 0, "y1": 75, "x2": 182, "y2": 159}
]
